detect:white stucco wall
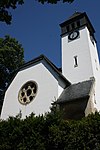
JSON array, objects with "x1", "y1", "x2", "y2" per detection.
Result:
[
  {"x1": 87, "y1": 28, "x2": 100, "y2": 111},
  {"x1": 1, "y1": 62, "x2": 60, "y2": 119},
  {"x1": 62, "y1": 26, "x2": 94, "y2": 84}
]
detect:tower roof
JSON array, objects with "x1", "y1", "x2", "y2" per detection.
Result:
[
  {"x1": 69, "y1": 12, "x2": 82, "y2": 19},
  {"x1": 60, "y1": 12, "x2": 95, "y2": 36}
]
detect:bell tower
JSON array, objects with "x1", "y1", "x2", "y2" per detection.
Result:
[
  {"x1": 60, "y1": 12, "x2": 100, "y2": 111},
  {"x1": 60, "y1": 12, "x2": 100, "y2": 83}
]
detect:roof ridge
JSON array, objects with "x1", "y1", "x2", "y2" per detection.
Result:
[
  {"x1": 69, "y1": 11, "x2": 83, "y2": 19},
  {"x1": 19, "y1": 54, "x2": 70, "y2": 86}
]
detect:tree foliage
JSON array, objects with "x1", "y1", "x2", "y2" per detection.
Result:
[
  {"x1": 38, "y1": 0, "x2": 74, "y2": 4},
  {"x1": 0, "y1": 0, "x2": 24, "y2": 24},
  {"x1": 0, "y1": 0, "x2": 74, "y2": 24},
  {"x1": 0, "y1": 112, "x2": 100, "y2": 150},
  {"x1": 0, "y1": 35, "x2": 24, "y2": 111}
]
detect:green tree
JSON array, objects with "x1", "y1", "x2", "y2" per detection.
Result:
[
  {"x1": 38, "y1": 0, "x2": 74, "y2": 4},
  {"x1": 0, "y1": 111, "x2": 100, "y2": 149},
  {"x1": 0, "y1": 0, "x2": 24, "y2": 24},
  {"x1": 0, "y1": 0, "x2": 74, "y2": 24},
  {"x1": 0, "y1": 35, "x2": 24, "y2": 111}
]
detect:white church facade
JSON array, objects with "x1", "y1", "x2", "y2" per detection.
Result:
[{"x1": 1, "y1": 12, "x2": 100, "y2": 120}]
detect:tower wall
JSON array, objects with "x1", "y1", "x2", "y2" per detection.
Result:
[{"x1": 62, "y1": 26, "x2": 94, "y2": 83}]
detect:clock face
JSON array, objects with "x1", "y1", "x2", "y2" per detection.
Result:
[
  {"x1": 18, "y1": 81, "x2": 38, "y2": 105},
  {"x1": 68, "y1": 30, "x2": 79, "y2": 41}
]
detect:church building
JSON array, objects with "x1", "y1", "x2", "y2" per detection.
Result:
[{"x1": 1, "y1": 12, "x2": 100, "y2": 120}]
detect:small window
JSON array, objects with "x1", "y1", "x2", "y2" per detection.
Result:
[
  {"x1": 77, "y1": 21, "x2": 80, "y2": 27},
  {"x1": 71, "y1": 23, "x2": 75, "y2": 29},
  {"x1": 66, "y1": 26, "x2": 69, "y2": 32},
  {"x1": 95, "y1": 59, "x2": 98, "y2": 70},
  {"x1": 74, "y1": 56, "x2": 78, "y2": 67},
  {"x1": 62, "y1": 27, "x2": 66, "y2": 34},
  {"x1": 94, "y1": 93, "x2": 96, "y2": 104}
]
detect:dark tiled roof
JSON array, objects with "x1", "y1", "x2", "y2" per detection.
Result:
[
  {"x1": 60, "y1": 12, "x2": 85, "y2": 27},
  {"x1": 69, "y1": 12, "x2": 82, "y2": 19},
  {"x1": 60, "y1": 12, "x2": 95, "y2": 34},
  {"x1": 57, "y1": 78, "x2": 95, "y2": 104},
  {"x1": 19, "y1": 54, "x2": 59, "y2": 71}
]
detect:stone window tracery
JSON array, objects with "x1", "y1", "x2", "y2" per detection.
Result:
[{"x1": 18, "y1": 81, "x2": 38, "y2": 105}]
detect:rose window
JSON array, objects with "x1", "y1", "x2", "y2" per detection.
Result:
[{"x1": 18, "y1": 81, "x2": 38, "y2": 105}]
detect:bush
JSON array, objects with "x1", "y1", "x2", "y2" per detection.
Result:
[{"x1": 0, "y1": 112, "x2": 100, "y2": 150}]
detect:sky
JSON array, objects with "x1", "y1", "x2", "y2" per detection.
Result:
[{"x1": 0, "y1": 0, "x2": 100, "y2": 68}]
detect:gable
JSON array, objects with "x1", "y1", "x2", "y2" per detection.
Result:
[
  {"x1": 18, "y1": 55, "x2": 70, "y2": 89},
  {"x1": 1, "y1": 55, "x2": 71, "y2": 119}
]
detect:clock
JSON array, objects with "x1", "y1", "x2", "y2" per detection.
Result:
[{"x1": 68, "y1": 30, "x2": 79, "y2": 41}]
